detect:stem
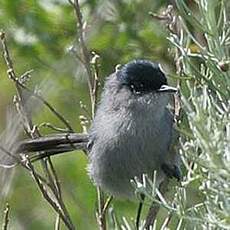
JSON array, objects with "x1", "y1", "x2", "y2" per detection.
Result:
[{"x1": 2, "y1": 203, "x2": 10, "y2": 230}]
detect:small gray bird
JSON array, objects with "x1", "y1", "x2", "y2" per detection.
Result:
[
  {"x1": 88, "y1": 59, "x2": 180, "y2": 198},
  {"x1": 17, "y1": 59, "x2": 181, "y2": 198}
]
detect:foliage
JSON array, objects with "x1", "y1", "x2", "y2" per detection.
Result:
[{"x1": 0, "y1": 0, "x2": 229, "y2": 229}]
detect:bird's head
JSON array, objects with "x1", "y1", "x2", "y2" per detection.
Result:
[{"x1": 116, "y1": 59, "x2": 177, "y2": 94}]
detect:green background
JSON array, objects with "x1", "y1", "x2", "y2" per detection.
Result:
[{"x1": 0, "y1": 1, "x2": 199, "y2": 229}]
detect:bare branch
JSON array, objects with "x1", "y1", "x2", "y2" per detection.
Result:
[
  {"x1": 55, "y1": 214, "x2": 61, "y2": 230},
  {"x1": 71, "y1": 0, "x2": 94, "y2": 112},
  {"x1": 0, "y1": 32, "x2": 74, "y2": 133},
  {"x1": 11, "y1": 76, "x2": 74, "y2": 133},
  {"x1": 144, "y1": 179, "x2": 170, "y2": 228},
  {"x1": 69, "y1": 2, "x2": 106, "y2": 229},
  {"x1": 0, "y1": 32, "x2": 75, "y2": 230},
  {"x1": 96, "y1": 188, "x2": 106, "y2": 230},
  {"x1": 38, "y1": 122, "x2": 70, "y2": 133},
  {"x1": 25, "y1": 158, "x2": 75, "y2": 230},
  {"x1": 2, "y1": 203, "x2": 10, "y2": 230},
  {"x1": 91, "y1": 52, "x2": 101, "y2": 117}
]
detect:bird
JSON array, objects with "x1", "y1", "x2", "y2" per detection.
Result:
[
  {"x1": 17, "y1": 59, "x2": 181, "y2": 199},
  {"x1": 87, "y1": 59, "x2": 180, "y2": 198}
]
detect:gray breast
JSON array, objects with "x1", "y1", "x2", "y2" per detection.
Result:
[{"x1": 87, "y1": 89, "x2": 174, "y2": 198}]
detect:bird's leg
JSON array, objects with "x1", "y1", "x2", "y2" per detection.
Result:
[{"x1": 136, "y1": 193, "x2": 145, "y2": 229}]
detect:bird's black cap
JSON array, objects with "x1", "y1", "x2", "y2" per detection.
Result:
[{"x1": 117, "y1": 59, "x2": 168, "y2": 94}]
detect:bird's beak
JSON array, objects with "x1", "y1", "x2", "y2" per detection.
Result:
[{"x1": 157, "y1": 85, "x2": 178, "y2": 93}]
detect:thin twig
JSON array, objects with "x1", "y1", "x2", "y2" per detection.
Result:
[
  {"x1": 0, "y1": 144, "x2": 55, "y2": 186},
  {"x1": 79, "y1": 101, "x2": 92, "y2": 121},
  {"x1": 19, "y1": 69, "x2": 34, "y2": 84},
  {"x1": 26, "y1": 158, "x2": 75, "y2": 230},
  {"x1": 102, "y1": 196, "x2": 113, "y2": 217},
  {"x1": 136, "y1": 194, "x2": 145, "y2": 229},
  {"x1": 96, "y1": 187, "x2": 106, "y2": 230},
  {"x1": 144, "y1": 179, "x2": 170, "y2": 228},
  {"x1": 48, "y1": 159, "x2": 74, "y2": 226},
  {"x1": 67, "y1": 0, "x2": 74, "y2": 7},
  {"x1": 91, "y1": 52, "x2": 100, "y2": 117},
  {"x1": 72, "y1": 0, "x2": 94, "y2": 108},
  {"x1": 2, "y1": 203, "x2": 10, "y2": 230},
  {"x1": 11, "y1": 74, "x2": 74, "y2": 133},
  {"x1": 55, "y1": 214, "x2": 61, "y2": 230},
  {"x1": 38, "y1": 122, "x2": 70, "y2": 133},
  {"x1": 1, "y1": 32, "x2": 35, "y2": 136},
  {"x1": 70, "y1": 2, "x2": 106, "y2": 230},
  {"x1": 0, "y1": 32, "x2": 74, "y2": 133},
  {"x1": 0, "y1": 32, "x2": 75, "y2": 230},
  {"x1": 160, "y1": 211, "x2": 174, "y2": 229},
  {"x1": 0, "y1": 146, "x2": 21, "y2": 164}
]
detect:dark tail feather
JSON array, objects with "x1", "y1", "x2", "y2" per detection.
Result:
[{"x1": 16, "y1": 133, "x2": 89, "y2": 161}]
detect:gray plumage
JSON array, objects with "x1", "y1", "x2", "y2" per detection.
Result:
[{"x1": 88, "y1": 60, "x2": 180, "y2": 198}]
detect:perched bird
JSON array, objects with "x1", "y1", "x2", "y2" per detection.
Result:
[
  {"x1": 88, "y1": 59, "x2": 180, "y2": 198},
  {"x1": 17, "y1": 59, "x2": 181, "y2": 198}
]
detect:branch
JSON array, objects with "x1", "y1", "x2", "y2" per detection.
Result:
[
  {"x1": 25, "y1": 158, "x2": 75, "y2": 230},
  {"x1": 0, "y1": 32, "x2": 75, "y2": 230},
  {"x1": 69, "y1": 2, "x2": 106, "y2": 229},
  {"x1": 144, "y1": 179, "x2": 170, "y2": 228},
  {"x1": 72, "y1": 0, "x2": 94, "y2": 112},
  {"x1": 2, "y1": 203, "x2": 10, "y2": 230}
]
